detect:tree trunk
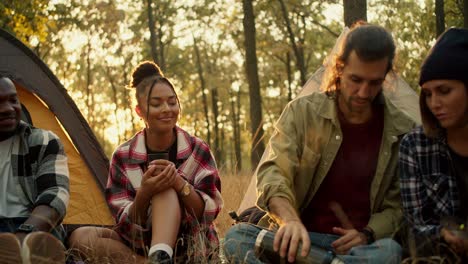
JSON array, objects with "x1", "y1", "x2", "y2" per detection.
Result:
[
  {"x1": 277, "y1": 0, "x2": 307, "y2": 86},
  {"x1": 286, "y1": 51, "x2": 293, "y2": 102},
  {"x1": 85, "y1": 39, "x2": 93, "y2": 125},
  {"x1": 120, "y1": 56, "x2": 137, "y2": 137},
  {"x1": 211, "y1": 86, "x2": 222, "y2": 164},
  {"x1": 157, "y1": 26, "x2": 166, "y2": 71},
  {"x1": 435, "y1": 0, "x2": 445, "y2": 37},
  {"x1": 229, "y1": 88, "x2": 242, "y2": 171},
  {"x1": 242, "y1": 0, "x2": 265, "y2": 168},
  {"x1": 219, "y1": 117, "x2": 225, "y2": 166},
  {"x1": 105, "y1": 66, "x2": 122, "y2": 144},
  {"x1": 235, "y1": 88, "x2": 242, "y2": 171},
  {"x1": 193, "y1": 37, "x2": 211, "y2": 146},
  {"x1": 146, "y1": 0, "x2": 159, "y2": 65},
  {"x1": 343, "y1": 0, "x2": 367, "y2": 27},
  {"x1": 121, "y1": 57, "x2": 137, "y2": 137},
  {"x1": 464, "y1": 0, "x2": 468, "y2": 28},
  {"x1": 230, "y1": 98, "x2": 239, "y2": 171}
]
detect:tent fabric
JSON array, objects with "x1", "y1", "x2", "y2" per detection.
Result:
[{"x1": 0, "y1": 28, "x2": 113, "y2": 225}]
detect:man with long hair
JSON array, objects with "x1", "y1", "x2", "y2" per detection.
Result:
[{"x1": 224, "y1": 23, "x2": 417, "y2": 264}]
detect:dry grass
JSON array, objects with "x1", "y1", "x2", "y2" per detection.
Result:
[
  {"x1": 33, "y1": 172, "x2": 468, "y2": 263},
  {"x1": 66, "y1": 171, "x2": 252, "y2": 263},
  {"x1": 216, "y1": 171, "x2": 252, "y2": 239}
]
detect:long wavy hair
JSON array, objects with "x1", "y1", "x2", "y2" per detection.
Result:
[{"x1": 321, "y1": 22, "x2": 396, "y2": 98}]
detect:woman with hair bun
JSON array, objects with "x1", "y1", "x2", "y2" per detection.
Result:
[{"x1": 69, "y1": 61, "x2": 223, "y2": 264}]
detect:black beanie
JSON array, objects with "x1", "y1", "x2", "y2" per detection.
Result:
[{"x1": 419, "y1": 28, "x2": 468, "y2": 86}]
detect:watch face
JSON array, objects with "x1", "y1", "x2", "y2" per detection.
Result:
[
  {"x1": 182, "y1": 183, "x2": 191, "y2": 196},
  {"x1": 17, "y1": 223, "x2": 35, "y2": 233}
]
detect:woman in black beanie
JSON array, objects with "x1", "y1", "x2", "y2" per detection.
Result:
[{"x1": 399, "y1": 28, "x2": 468, "y2": 259}]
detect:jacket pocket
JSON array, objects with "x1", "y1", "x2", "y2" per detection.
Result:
[
  {"x1": 295, "y1": 145, "x2": 321, "y2": 206},
  {"x1": 300, "y1": 145, "x2": 321, "y2": 169}
]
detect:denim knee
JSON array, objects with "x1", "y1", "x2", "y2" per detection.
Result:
[
  {"x1": 223, "y1": 223, "x2": 261, "y2": 263},
  {"x1": 223, "y1": 223, "x2": 259, "y2": 253},
  {"x1": 375, "y1": 238, "x2": 402, "y2": 263},
  {"x1": 348, "y1": 238, "x2": 402, "y2": 264}
]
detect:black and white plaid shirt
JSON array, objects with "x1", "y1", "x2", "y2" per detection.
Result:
[
  {"x1": 7, "y1": 121, "x2": 69, "y2": 219},
  {"x1": 399, "y1": 126, "x2": 460, "y2": 237}
]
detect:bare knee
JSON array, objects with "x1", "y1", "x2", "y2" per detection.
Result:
[
  {"x1": 69, "y1": 226, "x2": 118, "y2": 251},
  {"x1": 69, "y1": 227, "x2": 95, "y2": 250},
  {"x1": 151, "y1": 188, "x2": 178, "y2": 202}
]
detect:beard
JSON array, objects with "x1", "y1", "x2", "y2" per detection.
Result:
[
  {"x1": 0, "y1": 130, "x2": 17, "y2": 141},
  {"x1": 346, "y1": 95, "x2": 372, "y2": 113},
  {"x1": 0, "y1": 122, "x2": 19, "y2": 141}
]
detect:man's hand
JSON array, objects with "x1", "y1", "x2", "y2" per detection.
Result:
[
  {"x1": 331, "y1": 227, "x2": 367, "y2": 254},
  {"x1": 268, "y1": 197, "x2": 310, "y2": 263},
  {"x1": 441, "y1": 227, "x2": 468, "y2": 254},
  {"x1": 274, "y1": 220, "x2": 310, "y2": 263}
]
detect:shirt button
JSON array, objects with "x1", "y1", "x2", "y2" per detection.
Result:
[{"x1": 336, "y1": 135, "x2": 341, "y2": 140}]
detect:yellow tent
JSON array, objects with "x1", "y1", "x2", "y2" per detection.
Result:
[{"x1": 0, "y1": 29, "x2": 114, "y2": 226}]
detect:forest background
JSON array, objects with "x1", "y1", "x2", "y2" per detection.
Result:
[{"x1": 1, "y1": 0, "x2": 467, "y2": 235}]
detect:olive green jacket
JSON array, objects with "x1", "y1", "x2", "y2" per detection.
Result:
[{"x1": 256, "y1": 92, "x2": 416, "y2": 240}]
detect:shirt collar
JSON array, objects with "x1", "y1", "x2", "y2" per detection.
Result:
[
  {"x1": 316, "y1": 92, "x2": 415, "y2": 136},
  {"x1": 127, "y1": 126, "x2": 192, "y2": 164}
]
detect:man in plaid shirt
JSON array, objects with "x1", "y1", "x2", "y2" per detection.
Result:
[{"x1": 0, "y1": 76, "x2": 70, "y2": 263}]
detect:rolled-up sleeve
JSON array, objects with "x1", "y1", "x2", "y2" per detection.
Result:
[
  {"x1": 105, "y1": 154, "x2": 148, "y2": 246},
  {"x1": 399, "y1": 132, "x2": 440, "y2": 237},
  {"x1": 256, "y1": 102, "x2": 300, "y2": 212},
  {"x1": 183, "y1": 140, "x2": 222, "y2": 226},
  {"x1": 34, "y1": 131, "x2": 70, "y2": 220},
  {"x1": 367, "y1": 169, "x2": 403, "y2": 239}
]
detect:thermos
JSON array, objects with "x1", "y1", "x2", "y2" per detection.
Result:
[{"x1": 254, "y1": 229, "x2": 338, "y2": 264}]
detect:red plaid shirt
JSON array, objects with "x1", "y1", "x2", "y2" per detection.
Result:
[{"x1": 106, "y1": 126, "x2": 222, "y2": 254}]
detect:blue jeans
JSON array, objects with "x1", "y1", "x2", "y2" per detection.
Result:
[
  {"x1": 0, "y1": 217, "x2": 66, "y2": 243},
  {"x1": 223, "y1": 223, "x2": 401, "y2": 264}
]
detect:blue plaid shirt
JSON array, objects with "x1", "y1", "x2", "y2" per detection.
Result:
[{"x1": 399, "y1": 126, "x2": 460, "y2": 238}]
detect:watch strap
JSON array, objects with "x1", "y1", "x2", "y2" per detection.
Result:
[
  {"x1": 178, "y1": 180, "x2": 191, "y2": 197},
  {"x1": 16, "y1": 223, "x2": 37, "y2": 234},
  {"x1": 360, "y1": 227, "x2": 375, "y2": 244}
]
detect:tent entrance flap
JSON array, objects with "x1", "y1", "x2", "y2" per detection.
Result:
[
  {"x1": 0, "y1": 27, "x2": 114, "y2": 226},
  {"x1": 16, "y1": 85, "x2": 114, "y2": 225}
]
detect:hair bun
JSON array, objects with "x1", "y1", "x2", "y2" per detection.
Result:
[{"x1": 130, "y1": 61, "x2": 164, "y2": 87}]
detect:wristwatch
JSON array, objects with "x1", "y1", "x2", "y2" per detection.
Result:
[
  {"x1": 16, "y1": 223, "x2": 37, "y2": 234},
  {"x1": 360, "y1": 227, "x2": 375, "y2": 244},
  {"x1": 179, "y1": 180, "x2": 191, "y2": 197}
]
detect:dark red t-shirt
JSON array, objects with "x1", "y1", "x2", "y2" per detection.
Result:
[{"x1": 301, "y1": 105, "x2": 384, "y2": 233}]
